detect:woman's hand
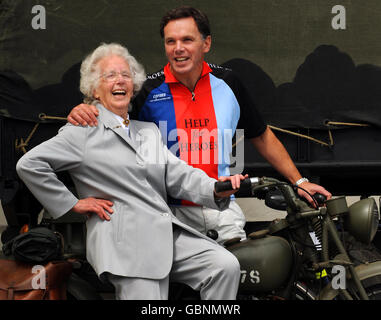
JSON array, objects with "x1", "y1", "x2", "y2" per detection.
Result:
[
  {"x1": 72, "y1": 197, "x2": 114, "y2": 221},
  {"x1": 214, "y1": 174, "x2": 249, "y2": 198},
  {"x1": 67, "y1": 104, "x2": 99, "y2": 126}
]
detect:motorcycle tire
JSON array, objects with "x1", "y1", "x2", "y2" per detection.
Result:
[
  {"x1": 359, "y1": 274, "x2": 381, "y2": 300},
  {"x1": 334, "y1": 269, "x2": 381, "y2": 300}
]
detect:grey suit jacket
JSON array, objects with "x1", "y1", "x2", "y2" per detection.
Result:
[{"x1": 16, "y1": 104, "x2": 229, "y2": 279}]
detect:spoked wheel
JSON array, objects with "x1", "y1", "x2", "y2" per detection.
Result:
[
  {"x1": 343, "y1": 275, "x2": 381, "y2": 300},
  {"x1": 365, "y1": 284, "x2": 381, "y2": 300},
  {"x1": 361, "y1": 275, "x2": 381, "y2": 300}
]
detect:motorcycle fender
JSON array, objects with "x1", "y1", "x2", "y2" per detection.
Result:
[{"x1": 319, "y1": 261, "x2": 381, "y2": 300}]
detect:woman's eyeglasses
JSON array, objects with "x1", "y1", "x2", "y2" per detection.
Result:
[{"x1": 100, "y1": 70, "x2": 134, "y2": 82}]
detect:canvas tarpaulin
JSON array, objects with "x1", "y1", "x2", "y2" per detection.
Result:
[
  {"x1": 1, "y1": 0, "x2": 381, "y2": 201},
  {"x1": 1, "y1": 0, "x2": 381, "y2": 127}
]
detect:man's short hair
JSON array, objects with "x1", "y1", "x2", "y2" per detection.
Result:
[{"x1": 160, "y1": 6, "x2": 211, "y2": 39}]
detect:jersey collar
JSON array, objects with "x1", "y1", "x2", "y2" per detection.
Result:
[{"x1": 164, "y1": 61, "x2": 212, "y2": 84}]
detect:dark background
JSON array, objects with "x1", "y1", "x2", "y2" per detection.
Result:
[
  {"x1": 1, "y1": 0, "x2": 381, "y2": 199},
  {"x1": 1, "y1": 0, "x2": 381, "y2": 89}
]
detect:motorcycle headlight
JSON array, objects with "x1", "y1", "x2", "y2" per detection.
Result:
[{"x1": 345, "y1": 198, "x2": 380, "y2": 244}]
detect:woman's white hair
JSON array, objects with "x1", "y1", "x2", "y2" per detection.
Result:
[{"x1": 80, "y1": 43, "x2": 146, "y2": 104}]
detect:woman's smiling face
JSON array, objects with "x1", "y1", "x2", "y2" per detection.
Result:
[{"x1": 93, "y1": 55, "x2": 134, "y2": 116}]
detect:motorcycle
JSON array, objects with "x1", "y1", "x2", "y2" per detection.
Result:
[
  {"x1": 2, "y1": 176, "x2": 381, "y2": 300},
  {"x1": 217, "y1": 177, "x2": 381, "y2": 300}
]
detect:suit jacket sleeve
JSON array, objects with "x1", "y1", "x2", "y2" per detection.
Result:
[{"x1": 16, "y1": 123, "x2": 86, "y2": 219}]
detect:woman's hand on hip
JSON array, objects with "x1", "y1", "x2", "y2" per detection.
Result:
[{"x1": 72, "y1": 197, "x2": 114, "y2": 221}]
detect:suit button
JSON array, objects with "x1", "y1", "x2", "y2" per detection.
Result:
[{"x1": 161, "y1": 213, "x2": 169, "y2": 217}]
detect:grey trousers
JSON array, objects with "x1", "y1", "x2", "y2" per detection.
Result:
[{"x1": 108, "y1": 226, "x2": 241, "y2": 300}]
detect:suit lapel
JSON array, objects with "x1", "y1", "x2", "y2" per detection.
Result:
[{"x1": 97, "y1": 104, "x2": 139, "y2": 152}]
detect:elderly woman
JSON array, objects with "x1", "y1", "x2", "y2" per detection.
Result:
[{"x1": 16, "y1": 43, "x2": 244, "y2": 300}]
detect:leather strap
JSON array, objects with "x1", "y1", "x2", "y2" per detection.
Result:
[{"x1": 7, "y1": 288, "x2": 14, "y2": 300}]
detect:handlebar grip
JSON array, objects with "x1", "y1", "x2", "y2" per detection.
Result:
[
  {"x1": 313, "y1": 193, "x2": 327, "y2": 205},
  {"x1": 214, "y1": 178, "x2": 252, "y2": 193},
  {"x1": 299, "y1": 192, "x2": 327, "y2": 206}
]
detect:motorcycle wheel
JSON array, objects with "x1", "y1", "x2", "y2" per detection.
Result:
[
  {"x1": 342, "y1": 274, "x2": 381, "y2": 300},
  {"x1": 361, "y1": 275, "x2": 381, "y2": 300}
]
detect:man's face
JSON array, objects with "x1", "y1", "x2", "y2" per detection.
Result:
[{"x1": 163, "y1": 17, "x2": 211, "y2": 82}]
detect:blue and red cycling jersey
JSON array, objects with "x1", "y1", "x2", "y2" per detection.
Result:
[{"x1": 132, "y1": 61, "x2": 266, "y2": 206}]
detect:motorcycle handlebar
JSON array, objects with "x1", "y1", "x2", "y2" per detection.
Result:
[
  {"x1": 214, "y1": 176, "x2": 327, "y2": 206},
  {"x1": 214, "y1": 177, "x2": 259, "y2": 193},
  {"x1": 308, "y1": 193, "x2": 327, "y2": 206}
]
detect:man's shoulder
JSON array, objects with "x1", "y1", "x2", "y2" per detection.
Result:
[
  {"x1": 207, "y1": 62, "x2": 232, "y2": 73},
  {"x1": 143, "y1": 63, "x2": 236, "y2": 84},
  {"x1": 207, "y1": 62, "x2": 241, "y2": 87},
  {"x1": 132, "y1": 68, "x2": 166, "y2": 112},
  {"x1": 143, "y1": 68, "x2": 165, "y2": 90},
  {"x1": 207, "y1": 62, "x2": 234, "y2": 77},
  {"x1": 137, "y1": 68, "x2": 166, "y2": 95},
  {"x1": 146, "y1": 68, "x2": 165, "y2": 81}
]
